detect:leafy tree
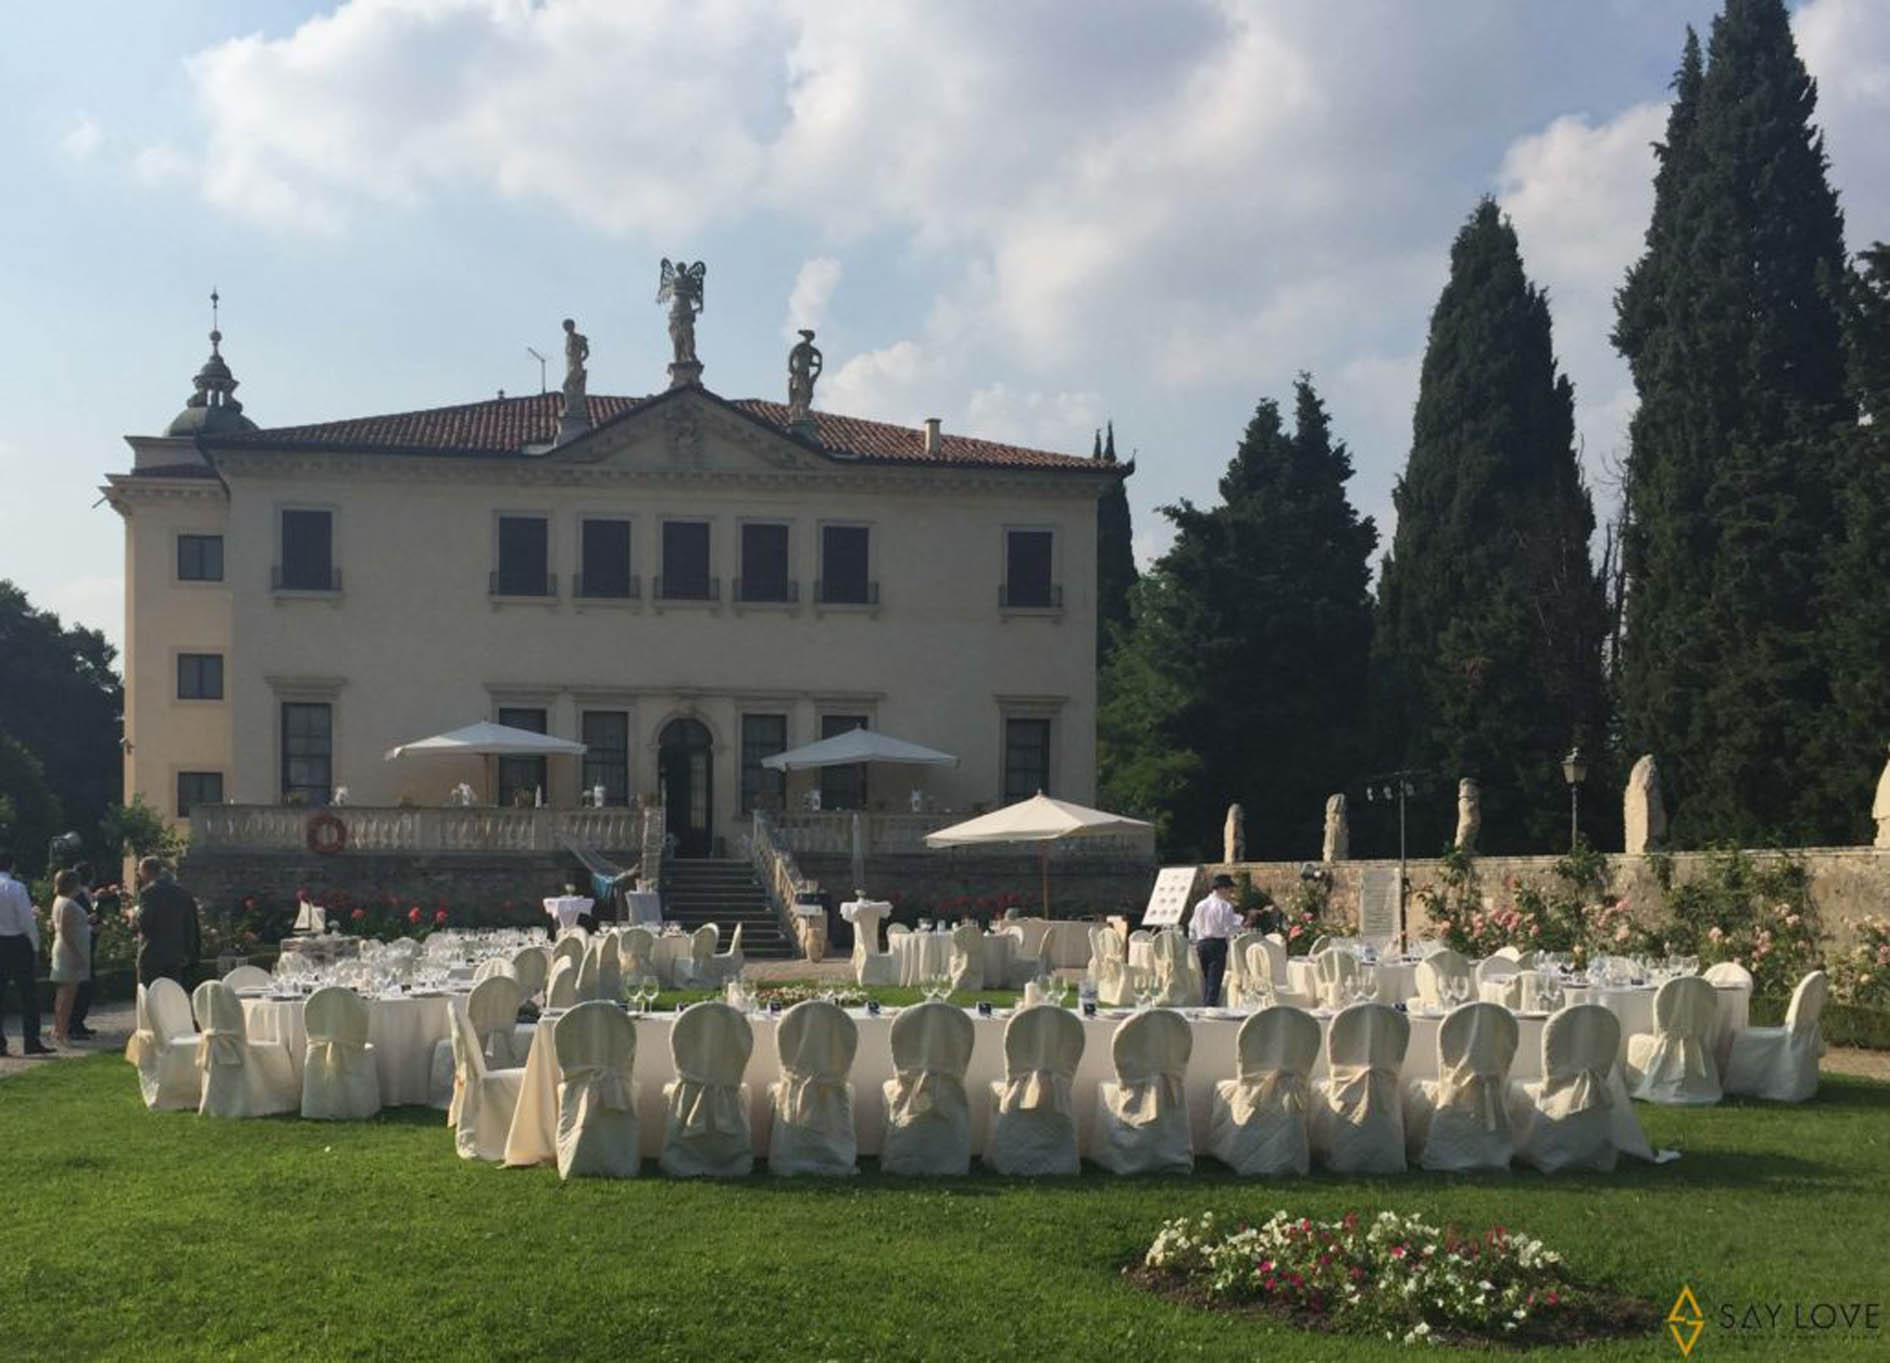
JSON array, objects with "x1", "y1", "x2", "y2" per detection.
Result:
[
  {"x1": 1373, "y1": 200, "x2": 1611, "y2": 855},
  {"x1": 1094, "y1": 422, "x2": 1138, "y2": 664},
  {"x1": 0, "y1": 581, "x2": 122, "y2": 854},
  {"x1": 1613, "y1": 1, "x2": 1855, "y2": 844},
  {"x1": 1100, "y1": 377, "x2": 1377, "y2": 859},
  {"x1": 0, "y1": 731, "x2": 63, "y2": 878},
  {"x1": 99, "y1": 794, "x2": 187, "y2": 868}
]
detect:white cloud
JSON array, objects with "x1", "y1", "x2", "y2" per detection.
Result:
[
  {"x1": 59, "y1": 114, "x2": 102, "y2": 161},
  {"x1": 964, "y1": 383, "x2": 1100, "y2": 456},
  {"x1": 133, "y1": 143, "x2": 193, "y2": 186},
  {"x1": 783, "y1": 256, "x2": 841, "y2": 339},
  {"x1": 1796, "y1": 0, "x2": 1890, "y2": 244},
  {"x1": 820, "y1": 339, "x2": 929, "y2": 424},
  {"x1": 1497, "y1": 104, "x2": 1665, "y2": 297}
]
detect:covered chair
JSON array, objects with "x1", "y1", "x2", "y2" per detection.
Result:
[
  {"x1": 660, "y1": 1001, "x2": 755, "y2": 1177},
  {"x1": 1150, "y1": 929, "x2": 1204, "y2": 1008},
  {"x1": 1704, "y1": 960, "x2": 1755, "y2": 989},
  {"x1": 768, "y1": 1000, "x2": 859, "y2": 1176},
  {"x1": 448, "y1": 1001, "x2": 526, "y2": 1162},
  {"x1": 705, "y1": 923, "x2": 745, "y2": 987},
  {"x1": 1703, "y1": 961, "x2": 1754, "y2": 1070},
  {"x1": 589, "y1": 935, "x2": 625, "y2": 1003},
  {"x1": 191, "y1": 979, "x2": 298, "y2": 1118},
  {"x1": 554, "y1": 1001, "x2": 640, "y2": 1178},
  {"x1": 881, "y1": 1002, "x2": 976, "y2": 1176},
  {"x1": 1093, "y1": 1009, "x2": 1194, "y2": 1175},
  {"x1": 1223, "y1": 930, "x2": 1261, "y2": 1006},
  {"x1": 1405, "y1": 1003, "x2": 1519, "y2": 1171},
  {"x1": 1725, "y1": 969, "x2": 1827, "y2": 1104},
  {"x1": 675, "y1": 925, "x2": 718, "y2": 989},
  {"x1": 947, "y1": 922, "x2": 985, "y2": 993},
  {"x1": 1207, "y1": 1005, "x2": 1321, "y2": 1175},
  {"x1": 1088, "y1": 927, "x2": 1133, "y2": 1007},
  {"x1": 985, "y1": 1005, "x2": 1086, "y2": 1176},
  {"x1": 546, "y1": 958, "x2": 579, "y2": 1008},
  {"x1": 1625, "y1": 975, "x2": 1723, "y2": 1105},
  {"x1": 222, "y1": 964, "x2": 274, "y2": 991},
  {"x1": 1310, "y1": 1003, "x2": 1409, "y2": 1174},
  {"x1": 1248, "y1": 937, "x2": 1316, "y2": 1009},
  {"x1": 1475, "y1": 955, "x2": 1521, "y2": 1000},
  {"x1": 510, "y1": 946, "x2": 550, "y2": 1002},
  {"x1": 551, "y1": 935, "x2": 586, "y2": 972},
  {"x1": 127, "y1": 979, "x2": 201, "y2": 1111},
  {"x1": 1512, "y1": 1004, "x2": 1621, "y2": 1173},
  {"x1": 435, "y1": 974, "x2": 529, "y2": 1113},
  {"x1": 473, "y1": 956, "x2": 517, "y2": 985},
  {"x1": 1314, "y1": 948, "x2": 1363, "y2": 1009},
  {"x1": 618, "y1": 926, "x2": 658, "y2": 986},
  {"x1": 300, "y1": 986, "x2": 381, "y2": 1120},
  {"x1": 1413, "y1": 950, "x2": 1473, "y2": 1009},
  {"x1": 850, "y1": 903, "x2": 898, "y2": 988}
]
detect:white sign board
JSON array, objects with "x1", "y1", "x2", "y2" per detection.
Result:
[
  {"x1": 1142, "y1": 866, "x2": 1200, "y2": 927},
  {"x1": 1358, "y1": 867, "x2": 1400, "y2": 946}
]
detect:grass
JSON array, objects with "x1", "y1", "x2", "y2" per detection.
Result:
[{"x1": 2, "y1": 1061, "x2": 1887, "y2": 1361}]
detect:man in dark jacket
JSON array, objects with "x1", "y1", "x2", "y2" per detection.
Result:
[{"x1": 134, "y1": 857, "x2": 201, "y2": 987}]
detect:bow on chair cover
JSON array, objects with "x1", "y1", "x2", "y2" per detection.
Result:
[
  {"x1": 125, "y1": 984, "x2": 155, "y2": 1066},
  {"x1": 674, "y1": 1069, "x2": 746, "y2": 1137},
  {"x1": 889, "y1": 1067, "x2": 955, "y2": 1121},
  {"x1": 1228, "y1": 1068, "x2": 1308, "y2": 1125},
  {"x1": 563, "y1": 1061, "x2": 635, "y2": 1111},
  {"x1": 1628, "y1": 975, "x2": 1722, "y2": 1103},
  {"x1": 779, "y1": 1072, "x2": 852, "y2": 1137},
  {"x1": 1003, "y1": 1067, "x2": 1070, "y2": 1116},
  {"x1": 192, "y1": 981, "x2": 247, "y2": 1068},
  {"x1": 619, "y1": 927, "x2": 655, "y2": 979},
  {"x1": 1435, "y1": 1062, "x2": 1507, "y2": 1131},
  {"x1": 1536, "y1": 1063, "x2": 1613, "y2": 1121}
]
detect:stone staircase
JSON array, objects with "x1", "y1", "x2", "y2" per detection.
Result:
[{"x1": 660, "y1": 858, "x2": 798, "y2": 959}]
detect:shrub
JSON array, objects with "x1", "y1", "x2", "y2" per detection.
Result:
[
  {"x1": 1656, "y1": 847, "x2": 1823, "y2": 1002},
  {"x1": 1828, "y1": 914, "x2": 1890, "y2": 1012}
]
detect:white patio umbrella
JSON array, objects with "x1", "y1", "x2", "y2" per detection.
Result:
[
  {"x1": 923, "y1": 792, "x2": 1152, "y2": 916},
  {"x1": 384, "y1": 721, "x2": 587, "y2": 760},
  {"x1": 760, "y1": 727, "x2": 958, "y2": 770}
]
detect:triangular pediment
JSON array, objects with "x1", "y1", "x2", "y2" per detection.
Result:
[{"x1": 542, "y1": 387, "x2": 832, "y2": 474}]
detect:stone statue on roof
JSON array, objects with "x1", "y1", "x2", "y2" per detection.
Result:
[
  {"x1": 561, "y1": 318, "x2": 589, "y2": 407},
  {"x1": 657, "y1": 259, "x2": 706, "y2": 366},
  {"x1": 787, "y1": 328, "x2": 822, "y2": 426}
]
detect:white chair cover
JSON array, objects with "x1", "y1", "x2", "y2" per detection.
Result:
[
  {"x1": 1626, "y1": 975, "x2": 1723, "y2": 1105},
  {"x1": 510, "y1": 947, "x2": 550, "y2": 1000},
  {"x1": 128, "y1": 980, "x2": 202, "y2": 1111},
  {"x1": 554, "y1": 1001, "x2": 639, "y2": 1178},
  {"x1": 222, "y1": 965, "x2": 274, "y2": 991},
  {"x1": 1315, "y1": 948, "x2": 1363, "y2": 1009},
  {"x1": 1308, "y1": 935, "x2": 1333, "y2": 956},
  {"x1": 618, "y1": 926, "x2": 657, "y2": 985},
  {"x1": 1405, "y1": 1003, "x2": 1518, "y2": 1171},
  {"x1": 594, "y1": 934, "x2": 625, "y2": 1002},
  {"x1": 1311, "y1": 1003, "x2": 1409, "y2": 1174},
  {"x1": 947, "y1": 922, "x2": 985, "y2": 992},
  {"x1": 301, "y1": 986, "x2": 381, "y2": 1120},
  {"x1": 661, "y1": 1001, "x2": 754, "y2": 1177},
  {"x1": 1499, "y1": 971, "x2": 1561, "y2": 1013},
  {"x1": 1223, "y1": 930, "x2": 1261, "y2": 1003},
  {"x1": 706, "y1": 923, "x2": 745, "y2": 986},
  {"x1": 1207, "y1": 1006, "x2": 1321, "y2": 1175},
  {"x1": 768, "y1": 1000, "x2": 859, "y2": 1176},
  {"x1": 448, "y1": 1001, "x2": 525, "y2": 1161},
  {"x1": 1248, "y1": 936, "x2": 1316, "y2": 1009},
  {"x1": 546, "y1": 957, "x2": 579, "y2": 1008},
  {"x1": 1150, "y1": 928, "x2": 1204, "y2": 1007},
  {"x1": 473, "y1": 956, "x2": 516, "y2": 984},
  {"x1": 1414, "y1": 949, "x2": 1473, "y2": 1008},
  {"x1": 850, "y1": 904, "x2": 898, "y2": 988},
  {"x1": 1725, "y1": 969, "x2": 1826, "y2": 1104},
  {"x1": 469, "y1": 975, "x2": 529, "y2": 1069},
  {"x1": 1094, "y1": 1009, "x2": 1194, "y2": 1174},
  {"x1": 986, "y1": 1005, "x2": 1086, "y2": 1176},
  {"x1": 1088, "y1": 927, "x2": 1134, "y2": 1007},
  {"x1": 674, "y1": 925, "x2": 717, "y2": 988},
  {"x1": 1704, "y1": 960, "x2": 1754, "y2": 989},
  {"x1": 1513, "y1": 1004, "x2": 1621, "y2": 1173},
  {"x1": 551, "y1": 935, "x2": 586, "y2": 970},
  {"x1": 880, "y1": 1002, "x2": 975, "y2": 1176},
  {"x1": 1474, "y1": 955, "x2": 1521, "y2": 998},
  {"x1": 191, "y1": 979, "x2": 298, "y2": 1118},
  {"x1": 1493, "y1": 945, "x2": 1525, "y2": 962}
]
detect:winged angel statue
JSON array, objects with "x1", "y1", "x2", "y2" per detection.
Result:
[{"x1": 657, "y1": 259, "x2": 707, "y2": 365}]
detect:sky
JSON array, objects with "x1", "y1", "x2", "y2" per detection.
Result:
[{"x1": 2, "y1": 0, "x2": 1886, "y2": 657}]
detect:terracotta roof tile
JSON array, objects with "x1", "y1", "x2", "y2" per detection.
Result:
[{"x1": 202, "y1": 389, "x2": 1104, "y2": 472}]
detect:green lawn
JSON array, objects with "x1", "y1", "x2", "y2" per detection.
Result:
[{"x1": 2, "y1": 1058, "x2": 1886, "y2": 1361}]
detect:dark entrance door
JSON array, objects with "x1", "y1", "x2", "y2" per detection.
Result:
[{"x1": 658, "y1": 718, "x2": 714, "y2": 857}]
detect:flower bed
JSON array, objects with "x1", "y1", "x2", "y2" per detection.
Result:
[{"x1": 1129, "y1": 1210, "x2": 1655, "y2": 1349}]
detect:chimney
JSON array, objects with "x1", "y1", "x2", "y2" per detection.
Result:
[{"x1": 922, "y1": 417, "x2": 942, "y2": 456}]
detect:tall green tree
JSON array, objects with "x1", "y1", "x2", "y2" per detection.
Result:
[
  {"x1": 1100, "y1": 377, "x2": 1376, "y2": 859},
  {"x1": 1094, "y1": 422, "x2": 1138, "y2": 665},
  {"x1": 0, "y1": 731, "x2": 62, "y2": 878},
  {"x1": 0, "y1": 581, "x2": 121, "y2": 855},
  {"x1": 1613, "y1": 0, "x2": 1855, "y2": 844},
  {"x1": 1373, "y1": 200, "x2": 1610, "y2": 855}
]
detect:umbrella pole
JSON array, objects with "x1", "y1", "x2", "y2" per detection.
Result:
[{"x1": 1040, "y1": 841, "x2": 1050, "y2": 918}]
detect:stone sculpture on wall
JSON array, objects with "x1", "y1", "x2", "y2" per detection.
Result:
[
  {"x1": 1873, "y1": 745, "x2": 1890, "y2": 849},
  {"x1": 1625, "y1": 754, "x2": 1667, "y2": 855},
  {"x1": 1223, "y1": 804, "x2": 1245, "y2": 863},
  {"x1": 1454, "y1": 778, "x2": 1481, "y2": 855},
  {"x1": 1322, "y1": 793, "x2": 1349, "y2": 863}
]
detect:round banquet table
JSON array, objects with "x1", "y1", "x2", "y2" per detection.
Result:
[
  {"x1": 502, "y1": 1002, "x2": 1661, "y2": 1168},
  {"x1": 243, "y1": 991, "x2": 455, "y2": 1107},
  {"x1": 618, "y1": 932, "x2": 695, "y2": 987},
  {"x1": 1563, "y1": 981, "x2": 1750, "y2": 1065},
  {"x1": 891, "y1": 931, "x2": 952, "y2": 986},
  {"x1": 620, "y1": 891, "x2": 662, "y2": 926}
]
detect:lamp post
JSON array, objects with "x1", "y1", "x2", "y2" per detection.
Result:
[
  {"x1": 1364, "y1": 769, "x2": 1424, "y2": 950},
  {"x1": 1561, "y1": 744, "x2": 1587, "y2": 851}
]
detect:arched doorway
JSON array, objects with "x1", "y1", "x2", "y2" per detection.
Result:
[{"x1": 658, "y1": 717, "x2": 714, "y2": 857}]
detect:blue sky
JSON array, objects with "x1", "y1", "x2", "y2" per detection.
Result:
[{"x1": 3, "y1": 0, "x2": 1885, "y2": 654}]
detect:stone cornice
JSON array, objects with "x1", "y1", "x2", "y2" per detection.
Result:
[{"x1": 101, "y1": 474, "x2": 227, "y2": 516}]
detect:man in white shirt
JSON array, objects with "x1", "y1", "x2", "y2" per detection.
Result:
[
  {"x1": 1188, "y1": 873, "x2": 1243, "y2": 1007},
  {"x1": 0, "y1": 849, "x2": 50, "y2": 1056}
]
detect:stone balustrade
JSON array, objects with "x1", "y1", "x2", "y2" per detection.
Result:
[
  {"x1": 191, "y1": 805, "x2": 641, "y2": 854},
  {"x1": 766, "y1": 810, "x2": 1155, "y2": 860}
]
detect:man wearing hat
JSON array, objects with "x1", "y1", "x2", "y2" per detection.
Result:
[{"x1": 1189, "y1": 873, "x2": 1242, "y2": 1007}]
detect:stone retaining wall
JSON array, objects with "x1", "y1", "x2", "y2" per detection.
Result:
[
  {"x1": 179, "y1": 848, "x2": 632, "y2": 916},
  {"x1": 798, "y1": 850, "x2": 1157, "y2": 923}
]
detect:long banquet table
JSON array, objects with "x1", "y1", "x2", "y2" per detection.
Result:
[{"x1": 502, "y1": 1003, "x2": 1657, "y2": 1167}]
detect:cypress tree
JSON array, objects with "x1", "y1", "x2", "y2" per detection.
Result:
[
  {"x1": 1614, "y1": 0, "x2": 1855, "y2": 844},
  {"x1": 1094, "y1": 421, "x2": 1138, "y2": 664},
  {"x1": 1099, "y1": 378, "x2": 1376, "y2": 857},
  {"x1": 1373, "y1": 200, "x2": 1610, "y2": 855}
]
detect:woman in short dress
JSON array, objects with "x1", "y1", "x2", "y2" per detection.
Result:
[{"x1": 49, "y1": 869, "x2": 91, "y2": 1045}]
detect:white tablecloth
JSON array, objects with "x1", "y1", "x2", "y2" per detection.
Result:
[
  {"x1": 544, "y1": 896, "x2": 594, "y2": 929},
  {"x1": 891, "y1": 931, "x2": 952, "y2": 987},
  {"x1": 840, "y1": 900, "x2": 892, "y2": 924},
  {"x1": 501, "y1": 1002, "x2": 1667, "y2": 1166},
  {"x1": 243, "y1": 992, "x2": 455, "y2": 1107},
  {"x1": 621, "y1": 891, "x2": 662, "y2": 926},
  {"x1": 1564, "y1": 981, "x2": 1750, "y2": 1065}
]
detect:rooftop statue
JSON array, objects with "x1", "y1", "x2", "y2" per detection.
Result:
[
  {"x1": 656, "y1": 259, "x2": 706, "y2": 366},
  {"x1": 787, "y1": 328, "x2": 823, "y2": 425}
]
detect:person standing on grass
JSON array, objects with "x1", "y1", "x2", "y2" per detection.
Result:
[
  {"x1": 48, "y1": 870, "x2": 90, "y2": 1046},
  {"x1": 0, "y1": 849, "x2": 52, "y2": 1056},
  {"x1": 1189, "y1": 873, "x2": 1243, "y2": 1008},
  {"x1": 133, "y1": 856, "x2": 201, "y2": 989},
  {"x1": 66, "y1": 860, "x2": 101, "y2": 1040}
]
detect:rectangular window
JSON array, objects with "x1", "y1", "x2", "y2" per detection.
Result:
[
  {"x1": 1003, "y1": 718, "x2": 1052, "y2": 804},
  {"x1": 739, "y1": 523, "x2": 791, "y2": 602},
  {"x1": 581, "y1": 710, "x2": 630, "y2": 805},
  {"x1": 496, "y1": 706, "x2": 548, "y2": 807},
  {"x1": 579, "y1": 518, "x2": 632, "y2": 598},
  {"x1": 279, "y1": 509, "x2": 334, "y2": 591},
  {"x1": 740, "y1": 713, "x2": 788, "y2": 812},
  {"x1": 818, "y1": 713, "x2": 868, "y2": 811},
  {"x1": 177, "y1": 652, "x2": 224, "y2": 700},
  {"x1": 495, "y1": 516, "x2": 551, "y2": 596},
  {"x1": 177, "y1": 534, "x2": 224, "y2": 582},
  {"x1": 819, "y1": 525, "x2": 873, "y2": 604},
  {"x1": 1003, "y1": 529, "x2": 1056, "y2": 608},
  {"x1": 660, "y1": 520, "x2": 713, "y2": 599},
  {"x1": 176, "y1": 771, "x2": 224, "y2": 819},
  {"x1": 280, "y1": 702, "x2": 332, "y2": 806}
]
